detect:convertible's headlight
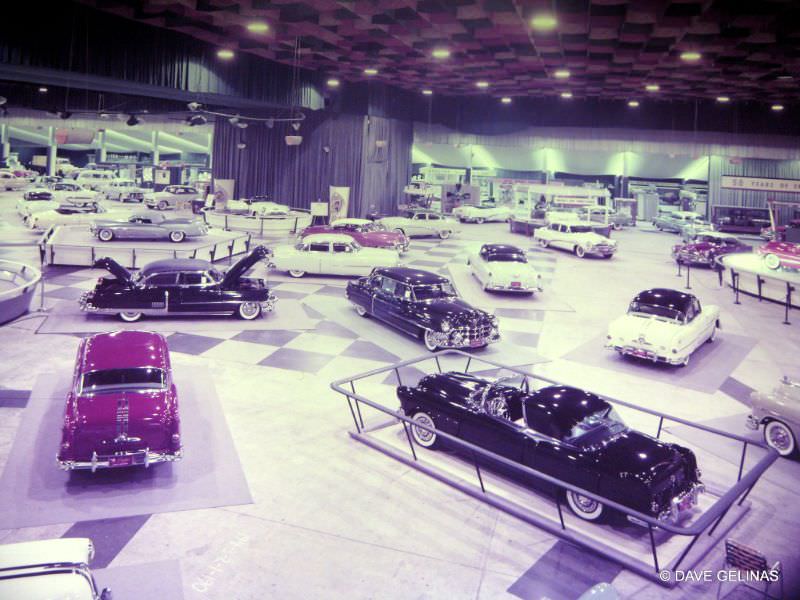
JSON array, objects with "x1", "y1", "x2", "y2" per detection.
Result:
[
  {"x1": 440, "y1": 320, "x2": 451, "y2": 333},
  {"x1": 586, "y1": 243, "x2": 594, "y2": 249}
]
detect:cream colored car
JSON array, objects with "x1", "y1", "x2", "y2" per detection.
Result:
[
  {"x1": 747, "y1": 377, "x2": 800, "y2": 457},
  {"x1": 270, "y1": 233, "x2": 400, "y2": 278}
]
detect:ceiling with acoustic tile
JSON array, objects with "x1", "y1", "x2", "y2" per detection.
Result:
[{"x1": 80, "y1": 0, "x2": 800, "y2": 103}]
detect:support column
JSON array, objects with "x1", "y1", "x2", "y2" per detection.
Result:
[
  {"x1": 46, "y1": 126, "x2": 57, "y2": 176},
  {"x1": 0, "y1": 124, "x2": 9, "y2": 166},
  {"x1": 206, "y1": 132, "x2": 213, "y2": 170},
  {"x1": 96, "y1": 130, "x2": 107, "y2": 164},
  {"x1": 151, "y1": 131, "x2": 160, "y2": 166}
]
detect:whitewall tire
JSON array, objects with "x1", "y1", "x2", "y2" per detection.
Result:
[
  {"x1": 763, "y1": 253, "x2": 781, "y2": 270},
  {"x1": 574, "y1": 245, "x2": 586, "y2": 258},
  {"x1": 119, "y1": 311, "x2": 143, "y2": 323},
  {"x1": 410, "y1": 412, "x2": 440, "y2": 449},
  {"x1": 423, "y1": 329, "x2": 440, "y2": 352},
  {"x1": 764, "y1": 420, "x2": 796, "y2": 457},
  {"x1": 238, "y1": 302, "x2": 261, "y2": 320},
  {"x1": 288, "y1": 269, "x2": 306, "y2": 278},
  {"x1": 538, "y1": 238, "x2": 548, "y2": 248},
  {"x1": 355, "y1": 304, "x2": 368, "y2": 317},
  {"x1": 475, "y1": 217, "x2": 485, "y2": 225},
  {"x1": 157, "y1": 200, "x2": 168, "y2": 210},
  {"x1": 98, "y1": 229, "x2": 114, "y2": 242},
  {"x1": 565, "y1": 491, "x2": 604, "y2": 521},
  {"x1": 169, "y1": 230, "x2": 186, "y2": 243},
  {"x1": 438, "y1": 230, "x2": 451, "y2": 240}
]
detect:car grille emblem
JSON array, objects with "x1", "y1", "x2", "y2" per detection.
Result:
[{"x1": 638, "y1": 335, "x2": 646, "y2": 343}]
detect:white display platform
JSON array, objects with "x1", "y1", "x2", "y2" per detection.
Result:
[
  {"x1": 205, "y1": 210, "x2": 312, "y2": 237},
  {"x1": 40, "y1": 225, "x2": 252, "y2": 267},
  {"x1": 719, "y1": 253, "x2": 800, "y2": 308}
]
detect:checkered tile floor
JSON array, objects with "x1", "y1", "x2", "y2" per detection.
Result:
[{"x1": 36, "y1": 238, "x2": 556, "y2": 375}]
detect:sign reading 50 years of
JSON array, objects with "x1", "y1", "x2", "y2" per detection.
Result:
[{"x1": 721, "y1": 175, "x2": 800, "y2": 193}]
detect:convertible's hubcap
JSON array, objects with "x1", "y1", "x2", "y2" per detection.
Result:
[
  {"x1": 769, "y1": 425, "x2": 791, "y2": 451},
  {"x1": 573, "y1": 493, "x2": 598, "y2": 512},
  {"x1": 413, "y1": 415, "x2": 434, "y2": 444}
]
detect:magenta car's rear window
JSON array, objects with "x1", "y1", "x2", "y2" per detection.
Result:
[{"x1": 82, "y1": 367, "x2": 165, "y2": 392}]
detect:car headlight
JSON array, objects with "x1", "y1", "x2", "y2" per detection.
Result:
[
  {"x1": 586, "y1": 243, "x2": 594, "y2": 249},
  {"x1": 441, "y1": 320, "x2": 451, "y2": 333}
]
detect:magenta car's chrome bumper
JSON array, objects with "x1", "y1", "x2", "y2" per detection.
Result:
[{"x1": 57, "y1": 448, "x2": 183, "y2": 472}]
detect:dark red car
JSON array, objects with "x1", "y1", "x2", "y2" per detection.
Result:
[
  {"x1": 759, "y1": 241, "x2": 800, "y2": 270},
  {"x1": 672, "y1": 232, "x2": 751, "y2": 267},
  {"x1": 301, "y1": 218, "x2": 409, "y2": 252},
  {"x1": 57, "y1": 331, "x2": 182, "y2": 471}
]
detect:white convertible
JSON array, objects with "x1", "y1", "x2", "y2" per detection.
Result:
[
  {"x1": 270, "y1": 233, "x2": 401, "y2": 278},
  {"x1": 607, "y1": 288, "x2": 720, "y2": 367},
  {"x1": 534, "y1": 221, "x2": 617, "y2": 258},
  {"x1": 17, "y1": 185, "x2": 99, "y2": 218},
  {"x1": 468, "y1": 243, "x2": 542, "y2": 293},
  {"x1": 225, "y1": 195, "x2": 291, "y2": 217},
  {"x1": 377, "y1": 210, "x2": 459, "y2": 239},
  {"x1": 27, "y1": 203, "x2": 126, "y2": 231},
  {"x1": 452, "y1": 203, "x2": 512, "y2": 224},
  {"x1": 0, "y1": 170, "x2": 28, "y2": 191}
]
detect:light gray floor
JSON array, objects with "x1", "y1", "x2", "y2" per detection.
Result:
[{"x1": 1, "y1": 189, "x2": 799, "y2": 600}]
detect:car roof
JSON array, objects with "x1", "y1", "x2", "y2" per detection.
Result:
[
  {"x1": 373, "y1": 267, "x2": 448, "y2": 285},
  {"x1": 332, "y1": 218, "x2": 370, "y2": 226},
  {"x1": 82, "y1": 331, "x2": 168, "y2": 373},
  {"x1": 481, "y1": 243, "x2": 524, "y2": 254},
  {"x1": 140, "y1": 258, "x2": 212, "y2": 275},
  {"x1": 302, "y1": 233, "x2": 356, "y2": 243},
  {"x1": 632, "y1": 288, "x2": 695, "y2": 312},
  {"x1": 0, "y1": 538, "x2": 92, "y2": 571},
  {"x1": 523, "y1": 386, "x2": 610, "y2": 439}
]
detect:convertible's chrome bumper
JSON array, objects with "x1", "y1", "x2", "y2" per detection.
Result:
[
  {"x1": 745, "y1": 415, "x2": 761, "y2": 431},
  {"x1": 607, "y1": 343, "x2": 684, "y2": 365},
  {"x1": 58, "y1": 448, "x2": 183, "y2": 472},
  {"x1": 658, "y1": 482, "x2": 705, "y2": 523}
]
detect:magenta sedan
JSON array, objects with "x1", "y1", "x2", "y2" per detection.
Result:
[
  {"x1": 57, "y1": 330, "x2": 182, "y2": 471},
  {"x1": 301, "y1": 218, "x2": 409, "y2": 252}
]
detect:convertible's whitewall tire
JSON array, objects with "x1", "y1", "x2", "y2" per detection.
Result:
[
  {"x1": 157, "y1": 200, "x2": 168, "y2": 211},
  {"x1": 423, "y1": 329, "x2": 440, "y2": 352},
  {"x1": 565, "y1": 491, "x2": 605, "y2": 521},
  {"x1": 764, "y1": 420, "x2": 797, "y2": 457},
  {"x1": 538, "y1": 238, "x2": 549, "y2": 248},
  {"x1": 680, "y1": 353, "x2": 691, "y2": 368},
  {"x1": 707, "y1": 326, "x2": 716, "y2": 343},
  {"x1": 355, "y1": 304, "x2": 368, "y2": 317},
  {"x1": 438, "y1": 230, "x2": 452, "y2": 240},
  {"x1": 574, "y1": 245, "x2": 586, "y2": 258},
  {"x1": 475, "y1": 217, "x2": 485, "y2": 225},
  {"x1": 169, "y1": 230, "x2": 186, "y2": 243},
  {"x1": 410, "y1": 412, "x2": 440, "y2": 449},
  {"x1": 288, "y1": 269, "x2": 306, "y2": 278},
  {"x1": 238, "y1": 302, "x2": 261, "y2": 320},
  {"x1": 612, "y1": 223, "x2": 622, "y2": 231},
  {"x1": 119, "y1": 311, "x2": 143, "y2": 323},
  {"x1": 763, "y1": 253, "x2": 781, "y2": 270},
  {"x1": 98, "y1": 229, "x2": 114, "y2": 242}
]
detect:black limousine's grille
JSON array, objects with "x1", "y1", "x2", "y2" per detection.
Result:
[{"x1": 453, "y1": 319, "x2": 494, "y2": 342}]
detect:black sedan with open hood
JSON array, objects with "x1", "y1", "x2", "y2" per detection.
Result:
[
  {"x1": 79, "y1": 246, "x2": 276, "y2": 322},
  {"x1": 346, "y1": 267, "x2": 500, "y2": 351},
  {"x1": 398, "y1": 372, "x2": 704, "y2": 524}
]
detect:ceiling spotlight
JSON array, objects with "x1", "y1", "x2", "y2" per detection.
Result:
[
  {"x1": 628, "y1": 100, "x2": 640, "y2": 107},
  {"x1": 58, "y1": 111, "x2": 72, "y2": 119},
  {"x1": 236, "y1": 122, "x2": 248, "y2": 129},
  {"x1": 476, "y1": 81, "x2": 489, "y2": 88},
  {"x1": 265, "y1": 119, "x2": 274, "y2": 129},
  {"x1": 99, "y1": 112, "x2": 112, "y2": 119},
  {"x1": 228, "y1": 116, "x2": 240, "y2": 125},
  {"x1": 560, "y1": 91, "x2": 573, "y2": 99},
  {"x1": 432, "y1": 48, "x2": 450, "y2": 59},
  {"x1": 422, "y1": 89, "x2": 433, "y2": 96},
  {"x1": 645, "y1": 84, "x2": 660, "y2": 92},
  {"x1": 0, "y1": 96, "x2": 7, "y2": 106},
  {"x1": 186, "y1": 114, "x2": 207, "y2": 126},
  {"x1": 126, "y1": 115, "x2": 140, "y2": 126},
  {"x1": 237, "y1": 142, "x2": 246, "y2": 150},
  {"x1": 326, "y1": 78, "x2": 340, "y2": 88},
  {"x1": 217, "y1": 49, "x2": 235, "y2": 60},
  {"x1": 292, "y1": 122, "x2": 301, "y2": 131},
  {"x1": 363, "y1": 68, "x2": 378, "y2": 76},
  {"x1": 531, "y1": 13, "x2": 558, "y2": 31},
  {"x1": 187, "y1": 101, "x2": 202, "y2": 112},
  {"x1": 38, "y1": 87, "x2": 48, "y2": 93},
  {"x1": 246, "y1": 22, "x2": 269, "y2": 34},
  {"x1": 777, "y1": 75, "x2": 793, "y2": 81},
  {"x1": 500, "y1": 97, "x2": 512, "y2": 104},
  {"x1": 680, "y1": 51, "x2": 701, "y2": 62},
  {"x1": 771, "y1": 104, "x2": 785, "y2": 112},
  {"x1": 553, "y1": 69, "x2": 570, "y2": 79},
  {"x1": 716, "y1": 96, "x2": 730, "y2": 103}
]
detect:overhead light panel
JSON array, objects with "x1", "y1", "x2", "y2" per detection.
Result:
[
  {"x1": 422, "y1": 89, "x2": 433, "y2": 96},
  {"x1": 38, "y1": 87, "x2": 48, "y2": 93},
  {"x1": 628, "y1": 100, "x2": 640, "y2": 107},
  {"x1": 217, "y1": 49, "x2": 235, "y2": 60},
  {"x1": 531, "y1": 13, "x2": 558, "y2": 31},
  {"x1": 560, "y1": 91, "x2": 573, "y2": 99},
  {"x1": 777, "y1": 75, "x2": 793, "y2": 80},
  {"x1": 716, "y1": 96, "x2": 730, "y2": 103},
  {"x1": 680, "y1": 51, "x2": 701, "y2": 62},
  {"x1": 476, "y1": 81, "x2": 489, "y2": 88},
  {"x1": 554, "y1": 69, "x2": 570, "y2": 79},
  {"x1": 645, "y1": 84, "x2": 660, "y2": 92},
  {"x1": 363, "y1": 68, "x2": 378, "y2": 76},
  {"x1": 326, "y1": 78, "x2": 340, "y2": 88},
  {"x1": 432, "y1": 48, "x2": 450, "y2": 59},
  {"x1": 500, "y1": 97, "x2": 512, "y2": 104},
  {"x1": 771, "y1": 104, "x2": 785, "y2": 112},
  {"x1": 246, "y1": 22, "x2": 269, "y2": 34}
]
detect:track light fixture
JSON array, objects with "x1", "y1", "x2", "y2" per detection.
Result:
[
  {"x1": 228, "y1": 116, "x2": 240, "y2": 125},
  {"x1": 266, "y1": 119, "x2": 274, "y2": 129},
  {"x1": 236, "y1": 122, "x2": 248, "y2": 129},
  {"x1": 0, "y1": 96, "x2": 7, "y2": 106},
  {"x1": 186, "y1": 114, "x2": 207, "y2": 126},
  {"x1": 187, "y1": 102, "x2": 202, "y2": 112},
  {"x1": 236, "y1": 142, "x2": 246, "y2": 150},
  {"x1": 126, "y1": 115, "x2": 140, "y2": 126}
]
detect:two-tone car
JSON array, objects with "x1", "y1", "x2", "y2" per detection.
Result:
[
  {"x1": 57, "y1": 330, "x2": 182, "y2": 471},
  {"x1": 91, "y1": 212, "x2": 209, "y2": 243},
  {"x1": 534, "y1": 221, "x2": 617, "y2": 258},
  {"x1": 606, "y1": 289, "x2": 720, "y2": 367},
  {"x1": 377, "y1": 210, "x2": 459, "y2": 240},
  {"x1": 270, "y1": 233, "x2": 400, "y2": 278},
  {"x1": 451, "y1": 203, "x2": 512, "y2": 224},
  {"x1": 144, "y1": 185, "x2": 202, "y2": 210},
  {"x1": 17, "y1": 183, "x2": 97, "y2": 219},
  {"x1": 759, "y1": 241, "x2": 800, "y2": 270},
  {"x1": 225, "y1": 195, "x2": 291, "y2": 217},
  {"x1": 653, "y1": 211, "x2": 712, "y2": 236},
  {"x1": 26, "y1": 203, "x2": 127, "y2": 231},
  {"x1": 102, "y1": 179, "x2": 147, "y2": 202},
  {"x1": 80, "y1": 246, "x2": 276, "y2": 322},
  {"x1": 747, "y1": 376, "x2": 800, "y2": 457},
  {"x1": 467, "y1": 243, "x2": 543, "y2": 293},
  {"x1": 346, "y1": 267, "x2": 500, "y2": 351},
  {"x1": 398, "y1": 372, "x2": 704, "y2": 523},
  {"x1": 300, "y1": 218, "x2": 409, "y2": 253},
  {"x1": 672, "y1": 232, "x2": 751, "y2": 267}
]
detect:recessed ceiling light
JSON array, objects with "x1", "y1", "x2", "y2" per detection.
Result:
[
  {"x1": 476, "y1": 81, "x2": 489, "y2": 88},
  {"x1": 422, "y1": 89, "x2": 433, "y2": 96},
  {"x1": 326, "y1": 78, "x2": 340, "y2": 88},
  {"x1": 771, "y1": 104, "x2": 785, "y2": 112},
  {"x1": 363, "y1": 68, "x2": 378, "y2": 76},
  {"x1": 531, "y1": 13, "x2": 558, "y2": 31},
  {"x1": 645, "y1": 84, "x2": 660, "y2": 92},
  {"x1": 680, "y1": 51, "x2": 701, "y2": 62},
  {"x1": 777, "y1": 75, "x2": 793, "y2": 80},
  {"x1": 246, "y1": 22, "x2": 269, "y2": 33},
  {"x1": 38, "y1": 87, "x2": 48, "y2": 93},
  {"x1": 716, "y1": 96, "x2": 730, "y2": 103},
  {"x1": 432, "y1": 48, "x2": 450, "y2": 59},
  {"x1": 628, "y1": 100, "x2": 640, "y2": 107},
  {"x1": 501, "y1": 97, "x2": 512, "y2": 104},
  {"x1": 560, "y1": 91, "x2": 573, "y2": 99},
  {"x1": 553, "y1": 69, "x2": 570, "y2": 79},
  {"x1": 217, "y1": 49, "x2": 235, "y2": 60}
]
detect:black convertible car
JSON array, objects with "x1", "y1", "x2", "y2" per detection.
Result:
[
  {"x1": 79, "y1": 246, "x2": 276, "y2": 322},
  {"x1": 346, "y1": 267, "x2": 500, "y2": 351},
  {"x1": 398, "y1": 372, "x2": 704, "y2": 523}
]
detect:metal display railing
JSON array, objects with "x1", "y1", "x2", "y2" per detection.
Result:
[{"x1": 330, "y1": 350, "x2": 779, "y2": 587}]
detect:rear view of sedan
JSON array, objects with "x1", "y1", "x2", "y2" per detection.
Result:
[{"x1": 468, "y1": 244, "x2": 543, "y2": 293}]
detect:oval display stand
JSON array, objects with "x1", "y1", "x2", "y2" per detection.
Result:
[
  {"x1": 0, "y1": 260, "x2": 42, "y2": 325},
  {"x1": 718, "y1": 253, "x2": 799, "y2": 309}
]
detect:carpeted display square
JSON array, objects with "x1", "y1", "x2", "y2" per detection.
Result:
[
  {"x1": 562, "y1": 333, "x2": 758, "y2": 394},
  {"x1": 95, "y1": 560, "x2": 184, "y2": 600},
  {"x1": 0, "y1": 366, "x2": 252, "y2": 529}
]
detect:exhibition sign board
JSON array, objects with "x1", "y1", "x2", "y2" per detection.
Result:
[
  {"x1": 310, "y1": 202, "x2": 329, "y2": 216},
  {"x1": 329, "y1": 186, "x2": 350, "y2": 221},
  {"x1": 721, "y1": 175, "x2": 800, "y2": 194},
  {"x1": 213, "y1": 179, "x2": 235, "y2": 210}
]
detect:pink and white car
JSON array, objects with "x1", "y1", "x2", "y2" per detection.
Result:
[
  {"x1": 301, "y1": 218, "x2": 409, "y2": 252},
  {"x1": 759, "y1": 241, "x2": 800, "y2": 270}
]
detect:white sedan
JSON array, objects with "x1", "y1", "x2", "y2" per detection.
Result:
[
  {"x1": 144, "y1": 185, "x2": 202, "y2": 210},
  {"x1": 377, "y1": 211, "x2": 459, "y2": 239},
  {"x1": 0, "y1": 170, "x2": 28, "y2": 191},
  {"x1": 534, "y1": 221, "x2": 617, "y2": 258},
  {"x1": 225, "y1": 196, "x2": 291, "y2": 217},
  {"x1": 102, "y1": 179, "x2": 147, "y2": 202},
  {"x1": 606, "y1": 288, "x2": 720, "y2": 367},
  {"x1": 468, "y1": 244, "x2": 542, "y2": 293},
  {"x1": 452, "y1": 203, "x2": 512, "y2": 224},
  {"x1": 27, "y1": 203, "x2": 126, "y2": 231},
  {"x1": 270, "y1": 233, "x2": 400, "y2": 278}
]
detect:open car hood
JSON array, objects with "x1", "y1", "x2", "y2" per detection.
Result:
[
  {"x1": 222, "y1": 245, "x2": 271, "y2": 287},
  {"x1": 94, "y1": 257, "x2": 133, "y2": 284}
]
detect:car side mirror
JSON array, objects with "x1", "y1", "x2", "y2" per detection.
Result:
[{"x1": 100, "y1": 588, "x2": 113, "y2": 600}]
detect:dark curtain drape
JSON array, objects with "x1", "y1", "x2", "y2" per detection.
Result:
[{"x1": 358, "y1": 116, "x2": 413, "y2": 217}]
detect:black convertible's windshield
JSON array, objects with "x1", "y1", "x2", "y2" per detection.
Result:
[
  {"x1": 564, "y1": 408, "x2": 627, "y2": 447},
  {"x1": 413, "y1": 283, "x2": 457, "y2": 300},
  {"x1": 628, "y1": 301, "x2": 684, "y2": 321}
]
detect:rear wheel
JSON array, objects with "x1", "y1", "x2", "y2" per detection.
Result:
[
  {"x1": 763, "y1": 253, "x2": 781, "y2": 270},
  {"x1": 98, "y1": 229, "x2": 114, "y2": 242},
  {"x1": 423, "y1": 329, "x2": 440, "y2": 352},
  {"x1": 439, "y1": 229, "x2": 451, "y2": 240},
  {"x1": 157, "y1": 200, "x2": 168, "y2": 210},
  {"x1": 574, "y1": 245, "x2": 586, "y2": 258},
  {"x1": 475, "y1": 217, "x2": 485, "y2": 225},
  {"x1": 355, "y1": 304, "x2": 368, "y2": 317},
  {"x1": 119, "y1": 311, "x2": 143, "y2": 323},
  {"x1": 238, "y1": 302, "x2": 261, "y2": 320},
  {"x1": 538, "y1": 238, "x2": 549, "y2": 248},
  {"x1": 169, "y1": 230, "x2": 186, "y2": 243},
  {"x1": 410, "y1": 412, "x2": 440, "y2": 449},
  {"x1": 288, "y1": 269, "x2": 305, "y2": 278},
  {"x1": 565, "y1": 491, "x2": 605, "y2": 521},
  {"x1": 764, "y1": 420, "x2": 797, "y2": 457}
]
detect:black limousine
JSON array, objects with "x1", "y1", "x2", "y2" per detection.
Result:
[
  {"x1": 346, "y1": 267, "x2": 500, "y2": 351},
  {"x1": 398, "y1": 371, "x2": 704, "y2": 523},
  {"x1": 79, "y1": 246, "x2": 276, "y2": 322}
]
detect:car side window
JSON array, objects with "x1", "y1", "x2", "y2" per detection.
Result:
[
  {"x1": 180, "y1": 273, "x2": 205, "y2": 286},
  {"x1": 146, "y1": 273, "x2": 178, "y2": 287},
  {"x1": 428, "y1": 214, "x2": 440, "y2": 221},
  {"x1": 412, "y1": 213, "x2": 423, "y2": 220},
  {"x1": 308, "y1": 243, "x2": 329, "y2": 252},
  {"x1": 396, "y1": 283, "x2": 413, "y2": 301},
  {"x1": 332, "y1": 243, "x2": 352, "y2": 253},
  {"x1": 380, "y1": 278, "x2": 397, "y2": 296},
  {"x1": 693, "y1": 298, "x2": 702, "y2": 315},
  {"x1": 370, "y1": 275, "x2": 383, "y2": 289}
]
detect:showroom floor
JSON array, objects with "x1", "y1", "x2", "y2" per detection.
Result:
[{"x1": 0, "y1": 194, "x2": 798, "y2": 599}]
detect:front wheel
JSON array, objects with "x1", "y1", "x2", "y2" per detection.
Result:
[
  {"x1": 707, "y1": 326, "x2": 716, "y2": 343},
  {"x1": 98, "y1": 229, "x2": 114, "y2": 242},
  {"x1": 764, "y1": 420, "x2": 797, "y2": 457},
  {"x1": 475, "y1": 217, "x2": 485, "y2": 225},
  {"x1": 169, "y1": 230, "x2": 186, "y2": 243},
  {"x1": 288, "y1": 269, "x2": 305, "y2": 278},
  {"x1": 119, "y1": 311, "x2": 143, "y2": 323},
  {"x1": 612, "y1": 223, "x2": 622, "y2": 231},
  {"x1": 538, "y1": 238, "x2": 549, "y2": 248},
  {"x1": 679, "y1": 353, "x2": 691, "y2": 368},
  {"x1": 574, "y1": 245, "x2": 586, "y2": 258},
  {"x1": 355, "y1": 304, "x2": 368, "y2": 317},
  {"x1": 238, "y1": 302, "x2": 261, "y2": 320},
  {"x1": 565, "y1": 490, "x2": 605, "y2": 521},
  {"x1": 763, "y1": 253, "x2": 781, "y2": 270},
  {"x1": 423, "y1": 329, "x2": 441, "y2": 352},
  {"x1": 157, "y1": 200, "x2": 168, "y2": 210},
  {"x1": 438, "y1": 229, "x2": 452, "y2": 240},
  {"x1": 410, "y1": 412, "x2": 440, "y2": 449}
]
